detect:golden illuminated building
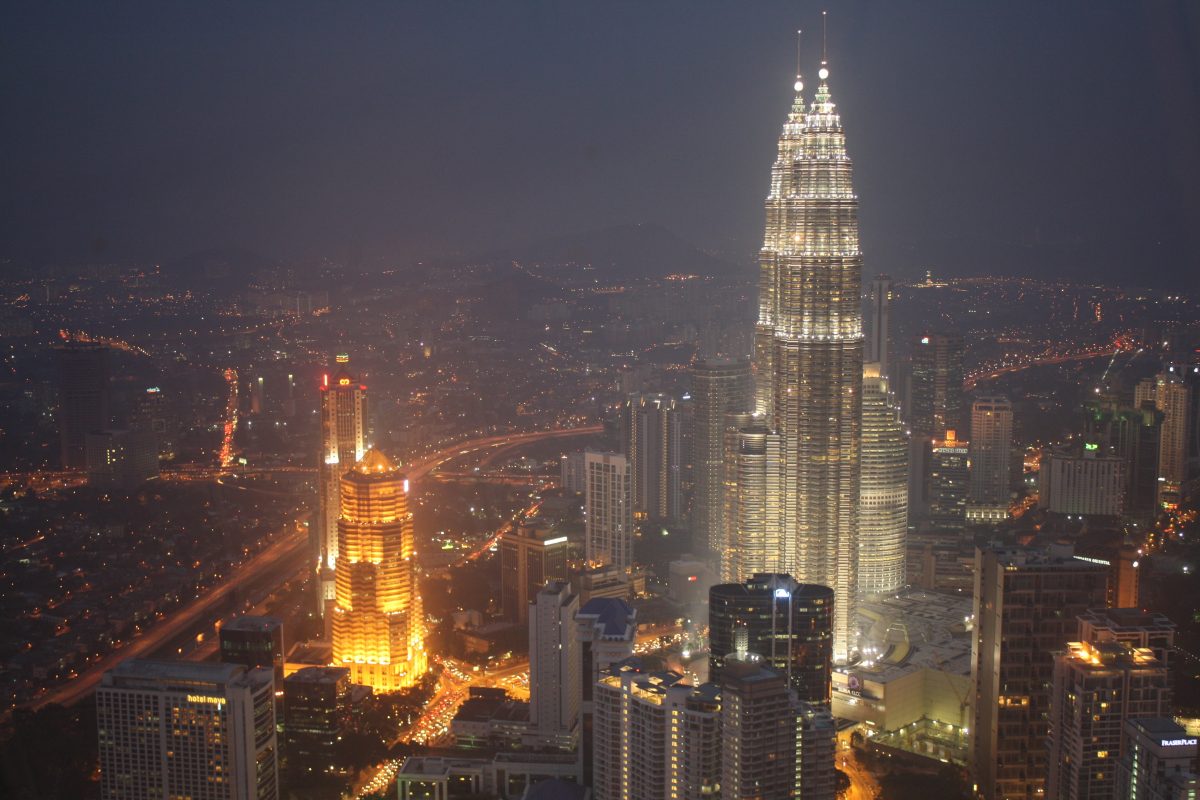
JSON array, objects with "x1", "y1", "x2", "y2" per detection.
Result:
[
  {"x1": 331, "y1": 448, "x2": 426, "y2": 692},
  {"x1": 317, "y1": 355, "x2": 366, "y2": 616}
]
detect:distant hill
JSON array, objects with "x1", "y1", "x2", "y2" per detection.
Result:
[
  {"x1": 161, "y1": 247, "x2": 276, "y2": 291},
  {"x1": 483, "y1": 223, "x2": 743, "y2": 283}
]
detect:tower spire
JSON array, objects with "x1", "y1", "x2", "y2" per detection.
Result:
[
  {"x1": 819, "y1": 10, "x2": 830, "y2": 82},
  {"x1": 794, "y1": 28, "x2": 804, "y2": 91}
]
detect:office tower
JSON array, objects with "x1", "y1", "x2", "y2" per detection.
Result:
[
  {"x1": 500, "y1": 521, "x2": 569, "y2": 624},
  {"x1": 720, "y1": 650, "x2": 798, "y2": 800},
  {"x1": 282, "y1": 667, "x2": 351, "y2": 776},
  {"x1": 967, "y1": 395, "x2": 1013, "y2": 520},
  {"x1": 1118, "y1": 718, "x2": 1200, "y2": 800},
  {"x1": 1137, "y1": 370, "x2": 1190, "y2": 509},
  {"x1": 722, "y1": 418, "x2": 784, "y2": 581},
  {"x1": 929, "y1": 430, "x2": 970, "y2": 530},
  {"x1": 970, "y1": 545, "x2": 1109, "y2": 800},
  {"x1": 709, "y1": 574, "x2": 833, "y2": 704},
  {"x1": 593, "y1": 662, "x2": 721, "y2": 800},
  {"x1": 721, "y1": 416, "x2": 782, "y2": 581},
  {"x1": 584, "y1": 451, "x2": 632, "y2": 572},
  {"x1": 691, "y1": 358, "x2": 752, "y2": 557},
  {"x1": 796, "y1": 701, "x2": 838, "y2": 800},
  {"x1": 1039, "y1": 445, "x2": 1127, "y2": 517},
  {"x1": 219, "y1": 616, "x2": 285, "y2": 684},
  {"x1": 865, "y1": 275, "x2": 893, "y2": 377},
  {"x1": 559, "y1": 450, "x2": 586, "y2": 494},
  {"x1": 620, "y1": 393, "x2": 685, "y2": 521},
  {"x1": 528, "y1": 581, "x2": 580, "y2": 748},
  {"x1": 56, "y1": 342, "x2": 111, "y2": 469},
  {"x1": 860, "y1": 363, "x2": 908, "y2": 595},
  {"x1": 331, "y1": 449, "x2": 426, "y2": 692},
  {"x1": 1046, "y1": 640, "x2": 1172, "y2": 800},
  {"x1": 85, "y1": 428, "x2": 160, "y2": 489},
  {"x1": 317, "y1": 356, "x2": 367, "y2": 615},
  {"x1": 1085, "y1": 396, "x2": 1165, "y2": 520},
  {"x1": 132, "y1": 386, "x2": 177, "y2": 461},
  {"x1": 908, "y1": 332, "x2": 965, "y2": 438},
  {"x1": 750, "y1": 63, "x2": 863, "y2": 662},
  {"x1": 96, "y1": 660, "x2": 278, "y2": 800}
]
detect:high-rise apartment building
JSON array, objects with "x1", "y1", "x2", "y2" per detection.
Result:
[
  {"x1": 929, "y1": 430, "x2": 970, "y2": 530},
  {"x1": 970, "y1": 545, "x2": 1110, "y2": 800},
  {"x1": 331, "y1": 449, "x2": 425, "y2": 692},
  {"x1": 592, "y1": 661, "x2": 721, "y2": 800},
  {"x1": 1137, "y1": 370, "x2": 1190, "y2": 509},
  {"x1": 219, "y1": 616, "x2": 284, "y2": 684},
  {"x1": 317, "y1": 356, "x2": 367, "y2": 615},
  {"x1": 968, "y1": 396, "x2": 1013, "y2": 521},
  {"x1": 576, "y1": 597, "x2": 637, "y2": 786},
  {"x1": 559, "y1": 450, "x2": 587, "y2": 494},
  {"x1": 1117, "y1": 718, "x2": 1200, "y2": 800},
  {"x1": 749, "y1": 62, "x2": 863, "y2": 662},
  {"x1": 720, "y1": 651, "x2": 799, "y2": 800},
  {"x1": 1047, "y1": 640, "x2": 1173, "y2": 800},
  {"x1": 528, "y1": 581, "x2": 581, "y2": 749},
  {"x1": 860, "y1": 363, "x2": 907, "y2": 595},
  {"x1": 908, "y1": 333, "x2": 965, "y2": 439},
  {"x1": 708, "y1": 574, "x2": 833, "y2": 704},
  {"x1": 620, "y1": 393, "x2": 685, "y2": 521},
  {"x1": 500, "y1": 521, "x2": 568, "y2": 625},
  {"x1": 691, "y1": 358, "x2": 752, "y2": 558},
  {"x1": 865, "y1": 275, "x2": 893, "y2": 377},
  {"x1": 583, "y1": 451, "x2": 632, "y2": 572},
  {"x1": 96, "y1": 660, "x2": 278, "y2": 800},
  {"x1": 1077, "y1": 607, "x2": 1175, "y2": 668},
  {"x1": 132, "y1": 386, "x2": 177, "y2": 461},
  {"x1": 56, "y1": 342, "x2": 111, "y2": 469},
  {"x1": 796, "y1": 701, "x2": 839, "y2": 800}
]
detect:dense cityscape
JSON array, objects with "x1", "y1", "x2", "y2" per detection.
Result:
[{"x1": 2, "y1": 5, "x2": 1200, "y2": 800}]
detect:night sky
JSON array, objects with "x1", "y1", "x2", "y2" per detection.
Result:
[{"x1": 3, "y1": 2, "x2": 1199, "y2": 287}]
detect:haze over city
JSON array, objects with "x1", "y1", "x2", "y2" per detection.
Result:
[{"x1": 2, "y1": 4, "x2": 1200, "y2": 800}]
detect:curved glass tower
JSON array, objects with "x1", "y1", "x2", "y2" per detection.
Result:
[{"x1": 752, "y1": 64, "x2": 863, "y2": 661}]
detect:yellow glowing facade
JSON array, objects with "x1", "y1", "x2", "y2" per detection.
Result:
[{"x1": 331, "y1": 448, "x2": 426, "y2": 692}]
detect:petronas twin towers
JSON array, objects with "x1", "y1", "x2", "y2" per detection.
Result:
[{"x1": 738, "y1": 53, "x2": 864, "y2": 662}]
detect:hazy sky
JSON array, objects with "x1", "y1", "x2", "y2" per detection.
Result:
[{"x1": 3, "y1": 2, "x2": 1198, "y2": 285}]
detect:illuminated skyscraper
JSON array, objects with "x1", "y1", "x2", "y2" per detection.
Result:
[
  {"x1": 723, "y1": 417, "x2": 784, "y2": 581},
  {"x1": 750, "y1": 53, "x2": 863, "y2": 661},
  {"x1": 620, "y1": 393, "x2": 684, "y2": 521},
  {"x1": 859, "y1": 364, "x2": 907, "y2": 595},
  {"x1": 929, "y1": 430, "x2": 970, "y2": 530},
  {"x1": 690, "y1": 358, "x2": 752, "y2": 558},
  {"x1": 331, "y1": 448, "x2": 426, "y2": 692},
  {"x1": 317, "y1": 355, "x2": 366, "y2": 615},
  {"x1": 1137, "y1": 370, "x2": 1190, "y2": 509}
]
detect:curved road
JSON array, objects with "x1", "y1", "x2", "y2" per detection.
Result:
[{"x1": 23, "y1": 424, "x2": 601, "y2": 711}]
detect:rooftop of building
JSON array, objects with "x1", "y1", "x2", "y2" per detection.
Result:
[
  {"x1": 576, "y1": 597, "x2": 636, "y2": 639},
  {"x1": 848, "y1": 589, "x2": 974, "y2": 684},
  {"x1": 1064, "y1": 640, "x2": 1162, "y2": 669},
  {"x1": 285, "y1": 666, "x2": 350, "y2": 686},
  {"x1": 453, "y1": 690, "x2": 530, "y2": 725},
  {"x1": 221, "y1": 615, "x2": 282, "y2": 633},
  {"x1": 711, "y1": 574, "x2": 834, "y2": 601},
  {"x1": 109, "y1": 659, "x2": 246, "y2": 683},
  {"x1": 1127, "y1": 717, "x2": 1189, "y2": 735},
  {"x1": 980, "y1": 542, "x2": 1113, "y2": 571},
  {"x1": 1078, "y1": 607, "x2": 1176, "y2": 632}
]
